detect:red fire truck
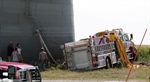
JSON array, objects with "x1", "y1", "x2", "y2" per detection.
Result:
[{"x1": 60, "y1": 28, "x2": 136, "y2": 70}]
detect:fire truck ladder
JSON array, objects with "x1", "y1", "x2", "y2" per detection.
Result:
[{"x1": 116, "y1": 39, "x2": 132, "y2": 68}]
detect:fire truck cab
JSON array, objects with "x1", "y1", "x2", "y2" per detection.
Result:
[{"x1": 108, "y1": 28, "x2": 134, "y2": 60}]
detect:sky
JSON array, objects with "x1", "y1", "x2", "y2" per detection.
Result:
[{"x1": 73, "y1": 0, "x2": 150, "y2": 45}]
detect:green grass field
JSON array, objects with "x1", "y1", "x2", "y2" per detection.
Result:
[
  {"x1": 41, "y1": 45, "x2": 150, "y2": 81},
  {"x1": 41, "y1": 67, "x2": 150, "y2": 81},
  {"x1": 137, "y1": 45, "x2": 150, "y2": 62}
]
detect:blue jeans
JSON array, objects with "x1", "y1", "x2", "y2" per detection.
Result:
[{"x1": 40, "y1": 60, "x2": 46, "y2": 71}]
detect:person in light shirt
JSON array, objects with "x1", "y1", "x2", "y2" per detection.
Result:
[
  {"x1": 11, "y1": 47, "x2": 19, "y2": 62},
  {"x1": 16, "y1": 43, "x2": 23, "y2": 62}
]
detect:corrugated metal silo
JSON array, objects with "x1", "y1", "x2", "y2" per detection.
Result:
[{"x1": 0, "y1": 0, "x2": 74, "y2": 64}]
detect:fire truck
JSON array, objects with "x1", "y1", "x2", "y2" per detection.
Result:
[{"x1": 60, "y1": 28, "x2": 136, "y2": 70}]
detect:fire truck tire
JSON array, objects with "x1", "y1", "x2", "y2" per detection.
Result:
[{"x1": 105, "y1": 58, "x2": 111, "y2": 69}]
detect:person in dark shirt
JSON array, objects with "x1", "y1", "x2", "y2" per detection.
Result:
[
  {"x1": 38, "y1": 47, "x2": 48, "y2": 71},
  {"x1": 7, "y1": 42, "x2": 14, "y2": 61}
]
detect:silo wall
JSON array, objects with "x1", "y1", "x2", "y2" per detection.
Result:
[{"x1": 0, "y1": 0, "x2": 74, "y2": 64}]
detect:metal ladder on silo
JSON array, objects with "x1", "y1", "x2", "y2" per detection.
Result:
[{"x1": 25, "y1": 0, "x2": 58, "y2": 64}]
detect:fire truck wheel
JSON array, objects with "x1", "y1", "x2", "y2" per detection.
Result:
[{"x1": 106, "y1": 58, "x2": 111, "y2": 69}]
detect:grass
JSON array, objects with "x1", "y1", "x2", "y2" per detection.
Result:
[
  {"x1": 41, "y1": 67, "x2": 150, "y2": 81},
  {"x1": 41, "y1": 45, "x2": 150, "y2": 81},
  {"x1": 137, "y1": 45, "x2": 150, "y2": 62}
]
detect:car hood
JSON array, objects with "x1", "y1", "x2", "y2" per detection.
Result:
[{"x1": 0, "y1": 62, "x2": 35, "y2": 70}]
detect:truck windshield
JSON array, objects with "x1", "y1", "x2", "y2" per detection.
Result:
[
  {"x1": 116, "y1": 30, "x2": 123, "y2": 40},
  {"x1": 123, "y1": 34, "x2": 129, "y2": 41}
]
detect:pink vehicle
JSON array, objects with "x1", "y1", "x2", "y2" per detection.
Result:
[{"x1": 0, "y1": 57, "x2": 41, "y2": 82}]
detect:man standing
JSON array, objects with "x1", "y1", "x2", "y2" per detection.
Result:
[
  {"x1": 7, "y1": 42, "x2": 14, "y2": 62},
  {"x1": 38, "y1": 47, "x2": 48, "y2": 71}
]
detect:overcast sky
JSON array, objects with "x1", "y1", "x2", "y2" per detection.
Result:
[{"x1": 73, "y1": 0, "x2": 150, "y2": 45}]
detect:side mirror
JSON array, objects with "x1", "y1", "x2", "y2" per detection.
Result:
[
  {"x1": 130, "y1": 34, "x2": 133, "y2": 40},
  {"x1": 8, "y1": 66, "x2": 16, "y2": 79}
]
